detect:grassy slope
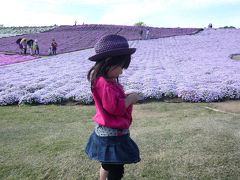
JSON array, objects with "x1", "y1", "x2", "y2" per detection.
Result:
[{"x1": 0, "y1": 103, "x2": 239, "y2": 179}]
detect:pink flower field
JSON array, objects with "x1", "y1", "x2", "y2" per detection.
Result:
[
  {"x1": 0, "y1": 28, "x2": 239, "y2": 105},
  {"x1": 0, "y1": 54, "x2": 38, "y2": 66}
]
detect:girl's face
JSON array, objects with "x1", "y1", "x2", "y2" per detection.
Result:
[{"x1": 107, "y1": 65, "x2": 123, "y2": 78}]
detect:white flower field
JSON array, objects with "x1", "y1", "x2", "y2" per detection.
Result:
[
  {"x1": 0, "y1": 26, "x2": 56, "y2": 38},
  {"x1": 0, "y1": 28, "x2": 240, "y2": 105}
]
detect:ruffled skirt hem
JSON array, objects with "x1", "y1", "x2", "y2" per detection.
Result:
[{"x1": 85, "y1": 131, "x2": 140, "y2": 164}]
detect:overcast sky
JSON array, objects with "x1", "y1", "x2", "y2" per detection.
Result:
[{"x1": 1, "y1": 0, "x2": 240, "y2": 28}]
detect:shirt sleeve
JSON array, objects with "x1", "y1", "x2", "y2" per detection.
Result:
[{"x1": 101, "y1": 85, "x2": 127, "y2": 116}]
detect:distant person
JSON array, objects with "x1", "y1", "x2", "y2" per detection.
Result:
[
  {"x1": 208, "y1": 23, "x2": 212, "y2": 28},
  {"x1": 20, "y1": 38, "x2": 27, "y2": 55},
  {"x1": 48, "y1": 47, "x2": 52, "y2": 55},
  {"x1": 16, "y1": 38, "x2": 23, "y2": 54},
  {"x1": 139, "y1": 28, "x2": 143, "y2": 40},
  {"x1": 51, "y1": 39, "x2": 58, "y2": 55},
  {"x1": 27, "y1": 39, "x2": 34, "y2": 55},
  {"x1": 33, "y1": 39, "x2": 39, "y2": 55},
  {"x1": 85, "y1": 34, "x2": 140, "y2": 180},
  {"x1": 19, "y1": 44, "x2": 23, "y2": 54},
  {"x1": 146, "y1": 29, "x2": 150, "y2": 40},
  {"x1": 75, "y1": 20, "x2": 77, "y2": 26}
]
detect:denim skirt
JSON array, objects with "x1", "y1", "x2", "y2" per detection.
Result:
[{"x1": 85, "y1": 131, "x2": 140, "y2": 164}]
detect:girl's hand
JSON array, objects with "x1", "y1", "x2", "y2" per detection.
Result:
[
  {"x1": 129, "y1": 93, "x2": 139, "y2": 103},
  {"x1": 126, "y1": 91, "x2": 144, "y2": 100},
  {"x1": 125, "y1": 92, "x2": 140, "y2": 108}
]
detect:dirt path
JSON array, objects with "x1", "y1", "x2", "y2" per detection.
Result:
[
  {"x1": 209, "y1": 100, "x2": 240, "y2": 114},
  {"x1": 163, "y1": 98, "x2": 240, "y2": 114}
]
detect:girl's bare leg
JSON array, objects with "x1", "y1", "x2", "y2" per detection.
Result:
[{"x1": 100, "y1": 167, "x2": 108, "y2": 180}]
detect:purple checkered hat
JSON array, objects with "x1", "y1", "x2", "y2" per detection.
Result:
[{"x1": 88, "y1": 34, "x2": 136, "y2": 61}]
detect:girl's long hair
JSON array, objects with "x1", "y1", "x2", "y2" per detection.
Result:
[{"x1": 87, "y1": 54, "x2": 131, "y2": 90}]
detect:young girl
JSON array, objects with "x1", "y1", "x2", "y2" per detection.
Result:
[{"x1": 85, "y1": 34, "x2": 141, "y2": 180}]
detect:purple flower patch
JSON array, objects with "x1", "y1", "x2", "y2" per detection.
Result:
[{"x1": 0, "y1": 24, "x2": 201, "y2": 56}]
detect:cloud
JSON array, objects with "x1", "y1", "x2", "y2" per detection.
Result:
[
  {"x1": 29, "y1": 13, "x2": 84, "y2": 26},
  {"x1": 215, "y1": 14, "x2": 240, "y2": 28},
  {"x1": 1, "y1": 0, "x2": 239, "y2": 27},
  {"x1": 170, "y1": 0, "x2": 240, "y2": 9},
  {"x1": 0, "y1": 0, "x2": 84, "y2": 26},
  {"x1": 99, "y1": 0, "x2": 166, "y2": 25},
  {"x1": 1, "y1": 10, "x2": 83, "y2": 26},
  {"x1": 66, "y1": 0, "x2": 131, "y2": 4}
]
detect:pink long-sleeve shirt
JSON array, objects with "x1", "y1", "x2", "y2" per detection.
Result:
[{"x1": 92, "y1": 77, "x2": 133, "y2": 130}]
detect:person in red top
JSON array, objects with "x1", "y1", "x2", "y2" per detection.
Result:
[
  {"x1": 85, "y1": 34, "x2": 141, "y2": 180},
  {"x1": 51, "y1": 39, "x2": 57, "y2": 55}
]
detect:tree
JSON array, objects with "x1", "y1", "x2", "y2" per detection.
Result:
[{"x1": 134, "y1": 22, "x2": 146, "y2": 26}]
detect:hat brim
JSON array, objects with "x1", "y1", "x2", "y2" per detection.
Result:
[{"x1": 88, "y1": 48, "x2": 136, "y2": 61}]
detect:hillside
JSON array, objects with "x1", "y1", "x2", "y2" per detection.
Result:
[
  {"x1": 0, "y1": 28, "x2": 240, "y2": 105},
  {"x1": 0, "y1": 24, "x2": 201, "y2": 55}
]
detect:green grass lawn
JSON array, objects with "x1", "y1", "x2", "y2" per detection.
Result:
[{"x1": 0, "y1": 102, "x2": 239, "y2": 179}]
